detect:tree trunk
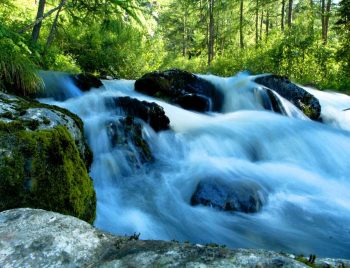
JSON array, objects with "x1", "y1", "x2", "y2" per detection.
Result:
[
  {"x1": 32, "y1": 0, "x2": 46, "y2": 43},
  {"x1": 255, "y1": 0, "x2": 259, "y2": 45},
  {"x1": 324, "y1": 0, "x2": 331, "y2": 44},
  {"x1": 44, "y1": 0, "x2": 66, "y2": 54},
  {"x1": 208, "y1": 0, "x2": 215, "y2": 65},
  {"x1": 266, "y1": 5, "x2": 269, "y2": 40},
  {"x1": 19, "y1": 1, "x2": 67, "y2": 34},
  {"x1": 182, "y1": 9, "x2": 188, "y2": 57},
  {"x1": 287, "y1": 0, "x2": 293, "y2": 27},
  {"x1": 321, "y1": 0, "x2": 325, "y2": 41},
  {"x1": 240, "y1": 0, "x2": 244, "y2": 49},
  {"x1": 281, "y1": 0, "x2": 285, "y2": 31},
  {"x1": 260, "y1": 9, "x2": 264, "y2": 41}
]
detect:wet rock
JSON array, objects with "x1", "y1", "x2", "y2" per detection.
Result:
[
  {"x1": 191, "y1": 178, "x2": 267, "y2": 213},
  {"x1": 110, "y1": 96, "x2": 170, "y2": 132},
  {"x1": 265, "y1": 88, "x2": 287, "y2": 115},
  {"x1": 0, "y1": 208, "x2": 310, "y2": 267},
  {"x1": 254, "y1": 75, "x2": 321, "y2": 120},
  {"x1": 106, "y1": 116, "x2": 153, "y2": 164},
  {"x1": 135, "y1": 69, "x2": 224, "y2": 112},
  {"x1": 0, "y1": 92, "x2": 96, "y2": 223},
  {"x1": 71, "y1": 73, "x2": 103, "y2": 91},
  {"x1": 173, "y1": 94, "x2": 210, "y2": 112}
]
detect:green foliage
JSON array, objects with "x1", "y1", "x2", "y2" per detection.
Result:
[
  {"x1": 0, "y1": 0, "x2": 349, "y2": 93},
  {"x1": 43, "y1": 47, "x2": 81, "y2": 74},
  {"x1": 0, "y1": 122, "x2": 96, "y2": 223},
  {"x1": 336, "y1": 0, "x2": 350, "y2": 81},
  {"x1": 0, "y1": 24, "x2": 43, "y2": 96}
]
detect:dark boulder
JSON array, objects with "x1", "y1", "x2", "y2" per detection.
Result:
[
  {"x1": 109, "y1": 96, "x2": 170, "y2": 132},
  {"x1": 71, "y1": 73, "x2": 103, "y2": 92},
  {"x1": 173, "y1": 94, "x2": 210, "y2": 112},
  {"x1": 191, "y1": 178, "x2": 266, "y2": 213},
  {"x1": 254, "y1": 75, "x2": 321, "y2": 120},
  {"x1": 135, "y1": 69, "x2": 223, "y2": 112}
]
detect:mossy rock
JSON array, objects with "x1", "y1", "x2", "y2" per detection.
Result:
[
  {"x1": 0, "y1": 92, "x2": 93, "y2": 169},
  {"x1": 0, "y1": 122, "x2": 96, "y2": 223},
  {"x1": 254, "y1": 75, "x2": 321, "y2": 120}
]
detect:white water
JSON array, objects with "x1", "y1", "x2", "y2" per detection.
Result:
[
  {"x1": 41, "y1": 74, "x2": 350, "y2": 258},
  {"x1": 304, "y1": 86, "x2": 350, "y2": 132}
]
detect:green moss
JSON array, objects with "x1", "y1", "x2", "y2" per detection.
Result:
[
  {"x1": 301, "y1": 105, "x2": 317, "y2": 120},
  {"x1": 0, "y1": 123, "x2": 96, "y2": 223},
  {"x1": 42, "y1": 117, "x2": 51, "y2": 125},
  {"x1": 295, "y1": 255, "x2": 324, "y2": 268},
  {"x1": 24, "y1": 119, "x2": 40, "y2": 131},
  {"x1": 0, "y1": 111, "x2": 15, "y2": 120},
  {"x1": 2, "y1": 95, "x2": 92, "y2": 168},
  {"x1": 17, "y1": 98, "x2": 84, "y2": 132}
]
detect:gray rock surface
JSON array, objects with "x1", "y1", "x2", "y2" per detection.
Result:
[
  {"x1": 0, "y1": 208, "x2": 326, "y2": 268},
  {"x1": 0, "y1": 92, "x2": 92, "y2": 166}
]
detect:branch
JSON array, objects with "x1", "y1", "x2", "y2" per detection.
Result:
[{"x1": 18, "y1": 1, "x2": 67, "y2": 34}]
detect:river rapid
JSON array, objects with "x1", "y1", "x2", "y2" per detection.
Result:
[{"x1": 41, "y1": 72, "x2": 350, "y2": 258}]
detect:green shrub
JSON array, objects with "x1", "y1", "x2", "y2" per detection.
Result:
[{"x1": 0, "y1": 26, "x2": 43, "y2": 96}]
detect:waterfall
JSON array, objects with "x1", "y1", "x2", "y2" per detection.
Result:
[{"x1": 40, "y1": 73, "x2": 350, "y2": 258}]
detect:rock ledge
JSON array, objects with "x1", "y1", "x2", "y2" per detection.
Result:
[{"x1": 1, "y1": 208, "x2": 349, "y2": 267}]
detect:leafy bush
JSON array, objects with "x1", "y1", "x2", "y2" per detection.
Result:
[{"x1": 0, "y1": 25, "x2": 43, "y2": 96}]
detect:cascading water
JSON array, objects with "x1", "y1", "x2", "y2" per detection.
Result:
[
  {"x1": 303, "y1": 86, "x2": 350, "y2": 132},
  {"x1": 40, "y1": 73, "x2": 350, "y2": 258}
]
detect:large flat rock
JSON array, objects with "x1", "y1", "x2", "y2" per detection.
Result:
[{"x1": 3, "y1": 208, "x2": 348, "y2": 267}]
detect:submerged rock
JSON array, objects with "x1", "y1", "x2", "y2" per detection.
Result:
[
  {"x1": 71, "y1": 73, "x2": 103, "y2": 91},
  {"x1": 254, "y1": 75, "x2": 321, "y2": 120},
  {"x1": 110, "y1": 96, "x2": 170, "y2": 132},
  {"x1": 0, "y1": 208, "x2": 312, "y2": 267},
  {"x1": 191, "y1": 178, "x2": 267, "y2": 213},
  {"x1": 135, "y1": 69, "x2": 224, "y2": 112},
  {"x1": 0, "y1": 92, "x2": 95, "y2": 223}
]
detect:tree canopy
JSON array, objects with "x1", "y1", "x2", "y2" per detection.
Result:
[{"x1": 0, "y1": 0, "x2": 349, "y2": 93}]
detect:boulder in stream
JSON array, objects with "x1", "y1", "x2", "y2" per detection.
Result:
[
  {"x1": 71, "y1": 73, "x2": 103, "y2": 91},
  {"x1": 110, "y1": 96, "x2": 170, "y2": 132},
  {"x1": 135, "y1": 69, "x2": 224, "y2": 112},
  {"x1": 191, "y1": 178, "x2": 267, "y2": 213},
  {"x1": 0, "y1": 92, "x2": 96, "y2": 223},
  {"x1": 254, "y1": 75, "x2": 321, "y2": 120}
]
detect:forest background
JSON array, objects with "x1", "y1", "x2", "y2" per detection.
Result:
[{"x1": 0, "y1": 0, "x2": 350, "y2": 95}]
